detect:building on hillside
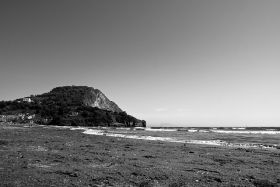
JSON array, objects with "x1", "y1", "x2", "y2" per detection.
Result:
[{"x1": 22, "y1": 97, "x2": 32, "y2": 102}]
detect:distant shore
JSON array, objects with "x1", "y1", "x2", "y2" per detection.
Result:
[{"x1": 0, "y1": 122, "x2": 279, "y2": 186}]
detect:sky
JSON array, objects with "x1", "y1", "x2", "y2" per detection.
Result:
[{"x1": 1, "y1": 0, "x2": 280, "y2": 126}]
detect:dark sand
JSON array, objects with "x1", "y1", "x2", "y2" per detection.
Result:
[{"x1": 0, "y1": 123, "x2": 279, "y2": 187}]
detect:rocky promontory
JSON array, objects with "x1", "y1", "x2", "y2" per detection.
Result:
[{"x1": 0, "y1": 86, "x2": 146, "y2": 127}]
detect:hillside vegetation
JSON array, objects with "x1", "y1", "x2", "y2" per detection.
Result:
[{"x1": 0, "y1": 86, "x2": 146, "y2": 127}]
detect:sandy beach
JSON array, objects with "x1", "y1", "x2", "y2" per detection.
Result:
[{"x1": 0, "y1": 123, "x2": 279, "y2": 187}]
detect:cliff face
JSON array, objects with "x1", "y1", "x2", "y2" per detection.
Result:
[
  {"x1": 83, "y1": 88, "x2": 122, "y2": 113},
  {"x1": 48, "y1": 86, "x2": 123, "y2": 113}
]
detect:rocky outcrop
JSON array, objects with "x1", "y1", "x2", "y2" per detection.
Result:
[
  {"x1": 48, "y1": 86, "x2": 123, "y2": 113},
  {"x1": 83, "y1": 88, "x2": 122, "y2": 113}
]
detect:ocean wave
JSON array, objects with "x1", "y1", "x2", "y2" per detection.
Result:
[
  {"x1": 211, "y1": 130, "x2": 280, "y2": 134},
  {"x1": 116, "y1": 127, "x2": 132, "y2": 130},
  {"x1": 145, "y1": 128, "x2": 177, "y2": 132},
  {"x1": 188, "y1": 129, "x2": 198, "y2": 132},
  {"x1": 83, "y1": 129, "x2": 176, "y2": 141},
  {"x1": 82, "y1": 129, "x2": 279, "y2": 150},
  {"x1": 232, "y1": 127, "x2": 246, "y2": 130},
  {"x1": 70, "y1": 127, "x2": 89, "y2": 131},
  {"x1": 44, "y1": 125, "x2": 72, "y2": 129}
]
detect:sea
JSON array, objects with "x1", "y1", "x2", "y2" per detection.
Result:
[{"x1": 50, "y1": 126, "x2": 280, "y2": 150}]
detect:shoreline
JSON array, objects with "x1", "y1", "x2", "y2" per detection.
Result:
[
  {"x1": 80, "y1": 128, "x2": 280, "y2": 150},
  {"x1": 2, "y1": 122, "x2": 279, "y2": 150},
  {"x1": 1, "y1": 122, "x2": 280, "y2": 186},
  {"x1": 46, "y1": 125, "x2": 279, "y2": 150}
]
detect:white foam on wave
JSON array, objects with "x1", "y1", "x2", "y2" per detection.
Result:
[
  {"x1": 232, "y1": 127, "x2": 246, "y2": 130},
  {"x1": 82, "y1": 129, "x2": 279, "y2": 149},
  {"x1": 70, "y1": 127, "x2": 89, "y2": 131},
  {"x1": 83, "y1": 129, "x2": 176, "y2": 141},
  {"x1": 198, "y1": 130, "x2": 210, "y2": 133},
  {"x1": 44, "y1": 125, "x2": 72, "y2": 129},
  {"x1": 83, "y1": 129, "x2": 104, "y2": 135},
  {"x1": 116, "y1": 127, "x2": 131, "y2": 130},
  {"x1": 188, "y1": 129, "x2": 198, "y2": 132},
  {"x1": 42, "y1": 126, "x2": 278, "y2": 150},
  {"x1": 211, "y1": 130, "x2": 280, "y2": 134},
  {"x1": 186, "y1": 140, "x2": 228, "y2": 146},
  {"x1": 145, "y1": 128, "x2": 177, "y2": 132}
]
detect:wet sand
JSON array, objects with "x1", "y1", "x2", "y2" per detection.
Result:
[{"x1": 0, "y1": 123, "x2": 279, "y2": 187}]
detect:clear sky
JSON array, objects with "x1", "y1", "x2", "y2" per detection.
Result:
[{"x1": 1, "y1": 0, "x2": 280, "y2": 126}]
